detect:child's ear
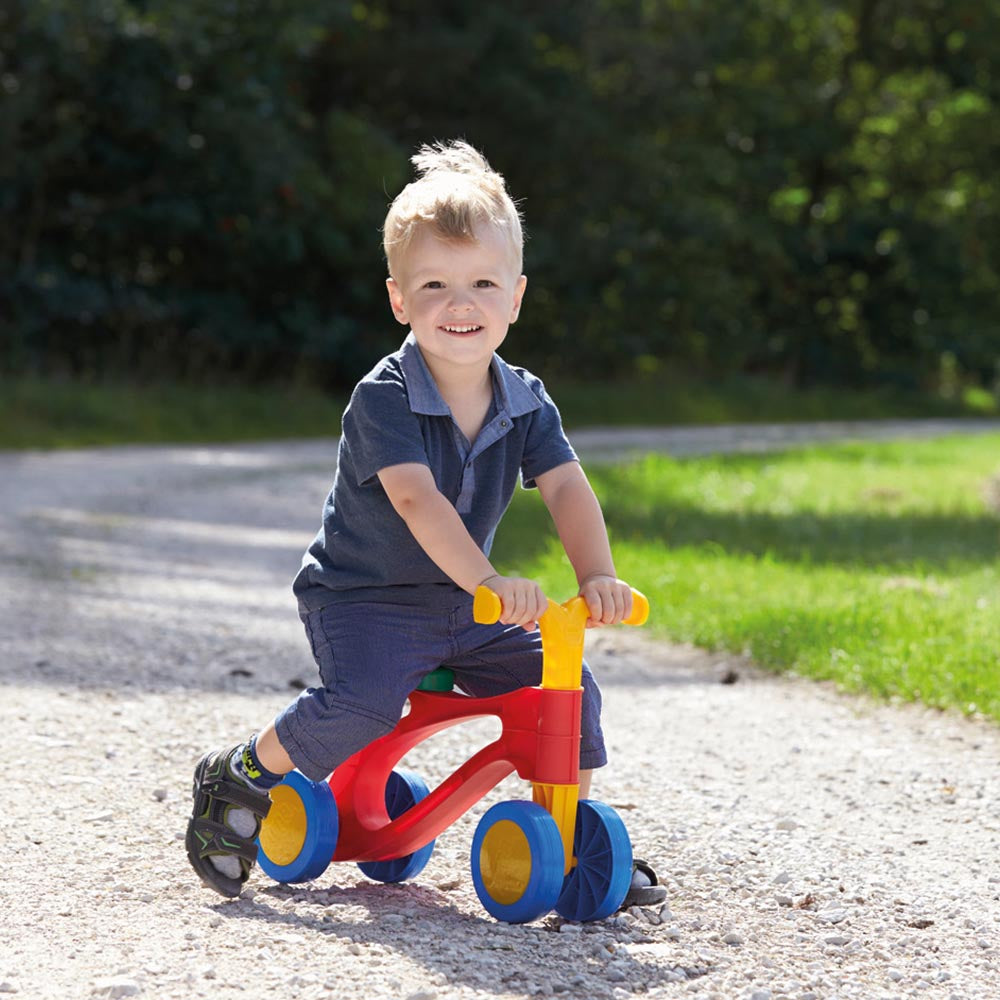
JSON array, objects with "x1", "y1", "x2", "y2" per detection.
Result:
[
  {"x1": 386, "y1": 278, "x2": 408, "y2": 325},
  {"x1": 509, "y1": 274, "x2": 527, "y2": 323}
]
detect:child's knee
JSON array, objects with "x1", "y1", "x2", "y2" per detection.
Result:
[
  {"x1": 275, "y1": 688, "x2": 403, "y2": 777},
  {"x1": 341, "y1": 706, "x2": 398, "y2": 750}
]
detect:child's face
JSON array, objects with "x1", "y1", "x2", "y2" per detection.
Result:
[{"x1": 386, "y1": 222, "x2": 527, "y2": 380}]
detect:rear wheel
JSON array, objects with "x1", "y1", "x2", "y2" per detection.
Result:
[{"x1": 357, "y1": 770, "x2": 436, "y2": 883}]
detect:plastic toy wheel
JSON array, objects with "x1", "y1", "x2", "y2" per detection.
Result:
[
  {"x1": 555, "y1": 799, "x2": 633, "y2": 922},
  {"x1": 471, "y1": 800, "x2": 565, "y2": 923},
  {"x1": 257, "y1": 770, "x2": 339, "y2": 883},
  {"x1": 357, "y1": 770, "x2": 436, "y2": 883}
]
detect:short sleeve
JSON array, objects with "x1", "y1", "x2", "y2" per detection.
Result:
[
  {"x1": 342, "y1": 377, "x2": 429, "y2": 486},
  {"x1": 519, "y1": 381, "x2": 578, "y2": 489}
]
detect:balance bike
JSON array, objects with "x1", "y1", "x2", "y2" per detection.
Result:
[{"x1": 256, "y1": 585, "x2": 649, "y2": 923}]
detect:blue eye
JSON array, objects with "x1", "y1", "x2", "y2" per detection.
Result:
[
  {"x1": 475, "y1": 279, "x2": 496, "y2": 288},
  {"x1": 424, "y1": 281, "x2": 444, "y2": 289}
]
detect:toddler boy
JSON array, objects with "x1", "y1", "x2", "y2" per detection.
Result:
[{"x1": 185, "y1": 140, "x2": 664, "y2": 909}]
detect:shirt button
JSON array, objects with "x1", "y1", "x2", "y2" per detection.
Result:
[{"x1": 500, "y1": 419, "x2": 509, "y2": 428}]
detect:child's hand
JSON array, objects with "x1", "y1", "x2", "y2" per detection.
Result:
[
  {"x1": 481, "y1": 574, "x2": 548, "y2": 631},
  {"x1": 579, "y1": 574, "x2": 634, "y2": 628}
]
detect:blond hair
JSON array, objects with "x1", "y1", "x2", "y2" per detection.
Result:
[{"x1": 383, "y1": 140, "x2": 524, "y2": 278}]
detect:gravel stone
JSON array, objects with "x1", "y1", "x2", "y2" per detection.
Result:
[{"x1": 90, "y1": 980, "x2": 142, "y2": 998}]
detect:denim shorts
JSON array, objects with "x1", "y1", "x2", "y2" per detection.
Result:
[{"x1": 275, "y1": 596, "x2": 607, "y2": 780}]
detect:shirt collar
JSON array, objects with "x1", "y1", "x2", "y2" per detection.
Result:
[
  {"x1": 398, "y1": 332, "x2": 541, "y2": 418},
  {"x1": 490, "y1": 352, "x2": 543, "y2": 417},
  {"x1": 399, "y1": 334, "x2": 450, "y2": 415}
]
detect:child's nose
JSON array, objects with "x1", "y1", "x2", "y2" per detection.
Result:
[{"x1": 448, "y1": 291, "x2": 475, "y2": 311}]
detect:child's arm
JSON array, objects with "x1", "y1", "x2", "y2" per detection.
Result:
[
  {"x1": 535, "y1": 461, "x2": 633, "y2": 626},
  {"x1": 378, "y1": 462, "x2": 547, "y2": 629}
]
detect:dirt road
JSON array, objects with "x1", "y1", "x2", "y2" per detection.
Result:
[{"x1": 2, "y1": 424, "x2": 998, "y2": 999}]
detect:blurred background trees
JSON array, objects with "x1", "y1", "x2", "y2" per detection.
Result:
[{"x1": 3, "y1": 0, "x2": 999, "y2": 398}]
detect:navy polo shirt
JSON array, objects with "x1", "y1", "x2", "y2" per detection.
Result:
[{"x1": 292, "y1": 333, "x2": 578, "y2": 611}]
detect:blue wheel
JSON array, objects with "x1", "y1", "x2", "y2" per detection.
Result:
[
  {"x1": 555, "y1": 800, "x2": 633, "y2": 922},
  {"x1": 257, "y1": 770, "x2": 338, "y2": 883},
  {"x1": 471, "y1": 801, "x2": 565, "y2": 923},
  {"x1": 357, "y1": 770, "x2": 436, "y2": 883}
]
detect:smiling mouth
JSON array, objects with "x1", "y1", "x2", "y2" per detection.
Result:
[{"x1": 440, "y1": 324, "x2": 483, "y2": 335}]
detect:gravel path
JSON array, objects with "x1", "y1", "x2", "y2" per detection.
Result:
[{"x1": 2, "y1": 423, "x2": 999, "y2": 1000}]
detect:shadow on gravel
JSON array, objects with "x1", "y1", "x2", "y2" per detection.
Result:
[
  {"x1": 2, "y1": 506, "x2": 726, "y2": 694},
  {"x1": 2, "y1": 608, "x2": 725, "y2": 696},
  {"x1": 213, "y1": 882, "x2": 704, "y2": 997}
]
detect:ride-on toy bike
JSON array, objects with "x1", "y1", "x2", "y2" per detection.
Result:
[{"x1": 256, "y1": 585, "x2": 649, "y2": 923}]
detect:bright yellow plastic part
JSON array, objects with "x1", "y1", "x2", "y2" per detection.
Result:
[
  {"x1": 532, "y1": 781, "x2": 579, "y2": 874},
  {"x1": 473, "y1": 586, "x2": 649, "y2": 690},
  {"x1": 477, "y1": 819, "x2": 533, "y2": 904},
  {"x1": 473, "y1": 586, "x2": 503, "y2": 625},
  {"x1": 258, "y1": 784, "x2": 307, "y2": 866},
  {"x1": 473, "y1": 584, "x2": 649, "y2": 874}
]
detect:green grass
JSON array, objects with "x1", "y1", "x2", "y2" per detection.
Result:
[
  {"x1": 550, "y1": 373, "x2": 996, "y2": 426},
  {"x1": 0, "y1": 377, "x2": 347, "y2": 449},
  {"x1": 2, "y1": 371, "x2": 993, "y2": 449},
  {"x1": 492, "y1": 434, "x2": 1000, "y2": 721}
]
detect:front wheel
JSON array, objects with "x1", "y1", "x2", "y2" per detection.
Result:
[
  {"x1": 555, "y1": 799, "x2": 632, "y2": 922},
  {"x1": 471, "y1": 800, "x2": 565, "y2": 923},
  {"x1": 357, "y1": 770, "x2": 436, "y2": 883},
  {"x1": 257, "y1": 770, "x2": 338, "y2": 884}
]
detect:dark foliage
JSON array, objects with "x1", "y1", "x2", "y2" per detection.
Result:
[{"x1": 2, "y1": 0, "x2": 999, "y2": 392}]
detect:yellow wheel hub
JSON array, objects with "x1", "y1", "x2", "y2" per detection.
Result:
[
  {"x1": 478, "y1": 819, "x2": 533, "y2": 905},
  {"x1": 258, "y1": 784, "x2": 307, "y2": 866}
]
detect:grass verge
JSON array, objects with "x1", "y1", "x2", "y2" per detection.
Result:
[
  {"x1": 0, "y1": 377, "x2": 347, "y2": 449},
  {"x1": 549, "y1": 373, "x2": 995, "y2": 426},
  {"x1": 1, "y1": 371, "x2": 993, "y2": 449},
  {"x1": 493, "y1": 434, "x2": 1000, "y2": 721}
]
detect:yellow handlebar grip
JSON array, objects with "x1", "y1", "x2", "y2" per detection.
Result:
[
  {"x1": 624, "y1": 589, "x2": 649, "y2": 626},
  {"x1": 473, "y1": 586, "x2": 503, "y2": 624}
]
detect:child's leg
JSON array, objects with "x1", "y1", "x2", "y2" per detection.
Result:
[
  {"x1": 254, "y1": 720, "x2": 295, "y2": 774},
  {"x1": 187, "y1": 601, "x2": 452, "y2": 896},
  {"x1": 444, "y1": 600, "x2": 608, "y2": 773},
  {"x1": 271, "y1": 602, "x2": 450, "y2": 780}
]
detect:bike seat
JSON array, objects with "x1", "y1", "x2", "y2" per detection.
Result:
[{"x1": 416, "y1": 667, "x2": 455, "y2": 692}]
